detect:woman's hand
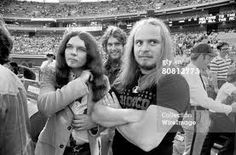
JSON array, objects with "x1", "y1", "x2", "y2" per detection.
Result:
[
  {"x1": 80, "y1": 70, "x2": 92, "y2": 83},
  {"x1": 72, "y1": 114, "x2": 97, "y2": 131},
  {"x1": 101, "y1": 92, "x2": 121, "y2": 109}
]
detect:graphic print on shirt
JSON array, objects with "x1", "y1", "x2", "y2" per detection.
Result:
[{"x1": 113, "y1": 86, "x2": 156, "y2": 110}]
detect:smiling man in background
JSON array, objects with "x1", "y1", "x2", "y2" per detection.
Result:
[
  {"x1": 100, "y1": 26, "x2": 127, "y2": 155},
  {"x1": 101, "y1": 26, "x2": 127, "y2": 85}
]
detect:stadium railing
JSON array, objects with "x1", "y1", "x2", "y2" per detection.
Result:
[{"x1": 22, "y1": 78, "x2": 40, "y2": 102}]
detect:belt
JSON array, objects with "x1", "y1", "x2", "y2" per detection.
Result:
[
  {"x1": 64, "y1": 143, "x2": 90, "y2": 154},
  {"x1": 190, "y1": 106, "x2": 207, "y2": 111}
]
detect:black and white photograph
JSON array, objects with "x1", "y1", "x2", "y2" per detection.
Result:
[{"x1": 0, "y1": 0, "x2": 236, "y2": 155}]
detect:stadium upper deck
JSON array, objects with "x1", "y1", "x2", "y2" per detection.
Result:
[
  {"x1": 0, "y1": 0, "x2": 225, "y2": 18},
  {"x1": 1, "y1": 0, "x2": 235, "y2": 63}
]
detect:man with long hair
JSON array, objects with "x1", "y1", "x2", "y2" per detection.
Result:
[
  {"x1": 0, "y1": 19, "x2": 34, "y2": 155},
  {"x1": 101, "y1": 26, "x2": 126, "y2": 84},
  {"x1": 100, "y1": 26, "x2": 127, "y2": 155},
  {"x1": 92, "y1": 18, "x2": 190, "y2": 155},
  {"x1": 35, "y1": 30, "x2": 108, "y2": 155}
]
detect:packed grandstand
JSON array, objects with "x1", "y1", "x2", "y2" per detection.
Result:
[
  {"x1": 0, "y1": 0, "x2": 235, "y2": 66},
  {"x1": 1, "y1": 0, "x2": 225, "y2": 18}
]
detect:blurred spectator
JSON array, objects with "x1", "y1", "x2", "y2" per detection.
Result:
[
  {"x1": 19, "y1": 65, "x2": 37, "y2": 80},
  {"x1": 40, "y1": 52, "x2": 55, "y2": 73},
  {"x1": 8, "y1": 61, "x2": 19, "y2": 74},
  {"x1": 201, "y1": 66, "x2": 236, "y2": 155},
  {"x1": 209, "y1": 42, "x2": 232, "y2": 89},
  {"x1": 6, "y1": 61, "x2": 36, "y2": 80},
  {"x1": 0, "y1": 18, "x2": 34, "y2": 155}
]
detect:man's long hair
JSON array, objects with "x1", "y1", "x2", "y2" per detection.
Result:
[
  {"x1": 0, "y1": 22, "x2": 13, "y2": 65},
  {"x1": 102, "y1": 26, "x2": 126, "y2": 68},
  {"x1": 101, "y1": 26, "x2": 127, "y2": 83},
  {"x1": 56, "y1": 30, "x2": 107, "y2": 102},
  {"x1": 101, "y1": 26, "x2": 127, "y2": 54},
  {"x1": 115, "y1": 18, "x2": 174, "y2": 91}
]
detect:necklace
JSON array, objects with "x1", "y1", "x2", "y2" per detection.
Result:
[
  {"x1": 132, "y1": 76, "x2": 142, "y2": 93},
  {"x1": 132, "y1": 85, "x2": 139, "y2": 93},
  {"x1": 70, "y1": 71, "x2": 80, "y2": 80}
]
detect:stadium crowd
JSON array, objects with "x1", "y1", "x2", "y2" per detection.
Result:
[
  {"x1": 12, "y1": 33, "x2": 61, "y2": 55},
  {"x1": 0, "y1": 0, "x2": 224, "y2": 18},
  {"x1": 10, "y1": 30, "x2": 236, "y2": 63}
]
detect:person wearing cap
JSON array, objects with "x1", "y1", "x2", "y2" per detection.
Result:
[
  {"x1": 181, "y1": 43, "x2": 236, "y2": 155},
  {"x1": 201, "y1": 66, "x2": 236, "y2": 155},
  {"x1": 40, "y1": 52, "x2": 56, "y2": 73},
  {"x1": 209, "y1": 42, "x2": 231, "y2": 89}
]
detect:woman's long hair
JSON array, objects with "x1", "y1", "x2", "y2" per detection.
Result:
[
  {"x1": 56, "y1": 30, "x2": 107, "y2": 102},
  {"x1": 115, "y1": 18, "x2": 175, "y2": 91}
]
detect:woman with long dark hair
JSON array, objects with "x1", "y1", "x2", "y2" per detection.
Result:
[{"x1": 35, "y1": 30, "x2": 108, "y2": 155}]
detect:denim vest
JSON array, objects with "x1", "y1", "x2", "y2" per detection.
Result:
[{"x1": 0, "y1": 65, "x2": 34, "y2": 155}]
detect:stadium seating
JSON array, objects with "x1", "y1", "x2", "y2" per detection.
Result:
[
  {"x1": 0, "y1": 0, "x2": 222, "y2": 18},
  {"x1": 12, "y1": 33, "x2": 62, "y2": 55}
]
